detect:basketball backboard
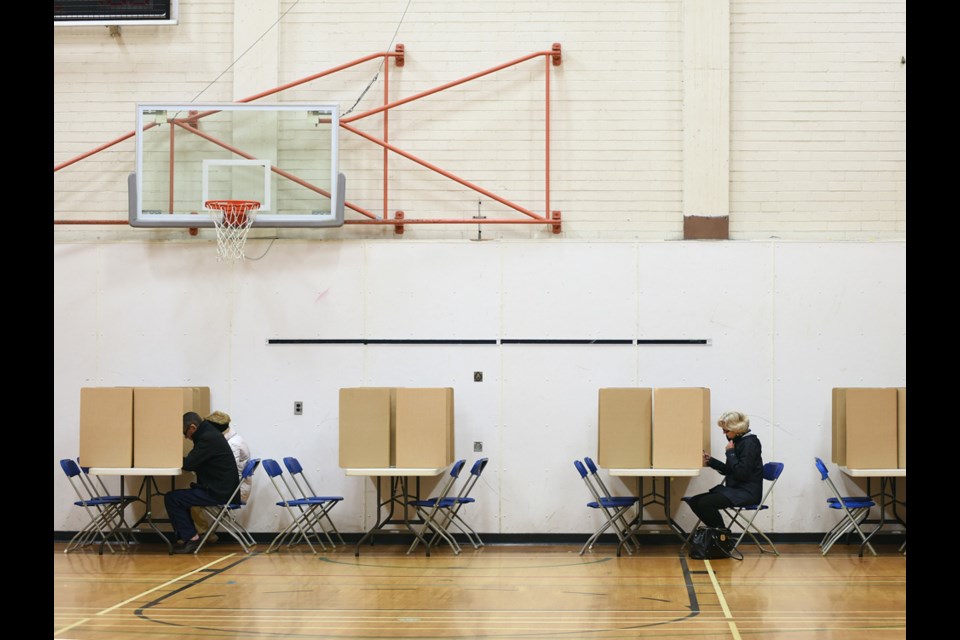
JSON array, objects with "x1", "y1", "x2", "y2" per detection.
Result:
[{"x1": 130, "y1": 103, "x2": 343, "y2": 228}]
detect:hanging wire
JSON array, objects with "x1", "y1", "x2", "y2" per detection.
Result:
[
  {"x1": 342, "y1": 0, "x2": 414, "y2": 116},
  {"x1": 190, "y1": 1, "x2": 304, "y2": 103}
]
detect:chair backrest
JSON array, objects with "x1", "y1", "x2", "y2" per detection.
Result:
[
  {"x1": 573, "y1": 460, "x2": 604, "y2": 503},
  {"x1": 583, "y1": 456, "x2": 615, "y2": 499},
  {"x1": 60, "y1": 459, "x2": 98, "y2": 505},
  {"x1": 814, "y1": 457, "x2": 830, "y2": 481},
  {"x1": 262, "y1": 458, "x2": 283, "y2": 478},
  {"x1": 283, "y1": 456, "x2": 319, "y2": 499},
  {"x1": 262, "y1": 458, "x2": 300, "y2": 503},
  {"x1": 60, "y1": 458, "x2": 82, "y2": 479},
  {"x1": 762, "y1": 462, "x2": 784, "y2": 482},
  {"x1": 222, "y1": 458, "x2": 259, "y2": 505},
  {"x1": 423, "y1": 459, "x2": 467, "y2": 505},
  {"x1": 748, "y1": 461, "x2": 784, "y2": 509},
  {"x1": 813, "y1": 457, "x2": 852, "y2": 504},
  {"x1": 76, "y1": 458, "x2": 113, "y2": 498},
  {"x1": 455, "y1": 457, "x2": 489, "y2": 500},
  {"x1": 241, "y1": 458, "x2": 261, "y2": 481}
]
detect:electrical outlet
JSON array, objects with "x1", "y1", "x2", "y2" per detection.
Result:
[
  {"x1": 474, "y1": 371, "x2": 483, "y2": 382},
  {"x1": 473, "y1": 441, "x2": 483, "y2": 452},
  {"x1": 294, "y1": 401, "x2": 303, "y2": 415}
]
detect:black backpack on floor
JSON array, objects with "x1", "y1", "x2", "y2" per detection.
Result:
[{"x1": 688, "y1": 527, "x2": 744, "y2": 560}]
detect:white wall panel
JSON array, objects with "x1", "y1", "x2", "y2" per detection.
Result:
[
  {"x1": 502, "y1": 243, "x2": 638, "y2": 338},
  {"x1": 500, "y1": 345, "x2": 637, "y2": 533},
  {"x1": 771, "y1": 242, "x2": 906, "y2": 529},
  {"x1": 233, "y1": 241, "x2": 366, "y2": 340},
  {"x1": 364, "y1": 242, "x2": 501, "y2": 338},
  {"x1": 54, "y1": 244, "x2": 105, "y2": 532},
  {"x1": 54, "y1": 240, "x2": 905, "y2": 536}
]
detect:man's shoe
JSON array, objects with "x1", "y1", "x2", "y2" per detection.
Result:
[{"x1": 174, "y1": 538, "x2": 201, "y2": 554}]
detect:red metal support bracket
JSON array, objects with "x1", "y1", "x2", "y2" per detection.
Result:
[{"x1": 54, "y1": 45, "x2": 562, "y2": 235}]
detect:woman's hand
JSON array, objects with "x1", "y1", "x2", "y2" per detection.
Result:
[{"x1": 702, "y1": 451, "x2": 711, "y2": 466}]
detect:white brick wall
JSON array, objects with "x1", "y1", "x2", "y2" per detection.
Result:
[
  {"x1": 730, "y1": 0, "x2": 906, "y2": 239},
  {"x1": 54, "y1": 0, "x2": 905, "y2": 240}
]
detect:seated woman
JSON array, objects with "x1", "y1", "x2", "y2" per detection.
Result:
[{"x1": 686, "y1": 411, "x2": 763, "y2": 531}]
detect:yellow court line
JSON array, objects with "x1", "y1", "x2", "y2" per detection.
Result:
[
  {"x1": 54, "y1": 553, "x2": 237, "y2": 637},
  {"x1": 704, "y1": 559, "x2": 742, "y2": 640}
]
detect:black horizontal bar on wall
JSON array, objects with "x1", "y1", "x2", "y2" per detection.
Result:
[
  {"x1": 268, "y1": 338, "x2": 709, "y2": 345},
  {"x1": 500, "y1": 339, "x2": 633, "y2": 345}
]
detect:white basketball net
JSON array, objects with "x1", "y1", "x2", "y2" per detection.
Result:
[{"x1": 205, "y1": 200, "x2": 260, "y2": 262}]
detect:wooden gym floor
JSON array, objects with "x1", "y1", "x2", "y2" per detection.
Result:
[{"x1": 54, "y1": 542, "x2": 906, "y2": 639}]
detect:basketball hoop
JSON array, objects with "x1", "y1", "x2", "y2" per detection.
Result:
[{"x1": 205, "y1": 200, "x2": 261, "y2": 261}]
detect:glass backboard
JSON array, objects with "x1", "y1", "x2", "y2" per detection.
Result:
[{"x1": 130, "y1": 102, "x2": 342, "y2": 228}]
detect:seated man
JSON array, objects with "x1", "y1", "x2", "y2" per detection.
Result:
[
  {"x1": 165, "y1": 411, "x2": 240, "y2": 554},
  {"x1": 190, "y1": 411, "x2": 253, "y2": 542}
]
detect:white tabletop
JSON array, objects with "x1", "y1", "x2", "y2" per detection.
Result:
[
  {"x1": 839, "y1": 467, "x2": 906, "y2": 478},
  {"x1": 87, "y1": 467, "x2": 184, "y2": 476},
  {"x1": 344, "y1": 467, "x2": 446, "y2": 477},
  {"x1": 609, "y1": 468, "x2": 701, "y2": 477}
]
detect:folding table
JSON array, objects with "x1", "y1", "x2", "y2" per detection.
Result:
[
  {"x1": 608, "y1": 468, "x2": 701, "y2": 557},
  {"x1": 839, "y1": 466, "x2": 906, "y2": 556},
  {"x1": 345, "y1": 467, "x2": 446, "y2": 556},
  {"x1": 87, "y1": 467, "x2": 184, "y2": 555}
]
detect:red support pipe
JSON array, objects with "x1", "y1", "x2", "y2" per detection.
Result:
[
  {"x1": 53, "y1": 125, "x2": 154, "y2": 173},
  {"x1": 169, "y1": 120, "x2": 175, "y2": 215},
  {"x1": 55, "y1": 45, "x2": 561, "y2": 232},
  {"x1": 345, "y1": 218, "x2": 555, "y2": 225},
  {"x1": 340, "y1": 121, "x2": 547, "y2": 221},
  {"x1": 545, "y1": 53, "x2": 551, "y2": 221},
  {"x1": 341, "y1": 49, "x2": 556, "y2": 124},
  {"x1": 383, "y1": 52, "x2": 390, "y2": 220},
  {"x1": 53, "y1": 50, "x2": 401, "y2": 173}
]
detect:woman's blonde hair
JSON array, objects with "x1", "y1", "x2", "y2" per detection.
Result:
[{"x1": 718, "y1": 411, "x2": 750, "y2": 434}]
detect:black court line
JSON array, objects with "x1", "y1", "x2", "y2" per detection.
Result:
[{"x1": 131, "y1": 551, "x2": 703, "y2": 639}]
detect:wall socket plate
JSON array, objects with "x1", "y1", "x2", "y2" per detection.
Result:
[
  {"x1": 473, "y1": 441, "x2": 483, "y2": 452},
  {"x1": 294, "y1": 401, "x2": 303, "y2": 415}
]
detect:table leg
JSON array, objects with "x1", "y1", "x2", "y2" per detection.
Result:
[
  {"x1": 355, "y1": 476, "x2": 386, "y2": 556},
  {"x1": 616, "y1": 477, "x2": 687, "y2": 557}
]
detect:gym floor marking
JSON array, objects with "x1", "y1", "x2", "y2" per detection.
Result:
[
  {"x1": 54, "y1": 552, "x2": 237, "y2": 637},
  {"x1": 705, "y1": 558, "x2": 742, "y2": 640}
]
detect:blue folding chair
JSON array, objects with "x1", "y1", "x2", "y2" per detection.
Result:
[
  {"x1": 407, "y1": 459, "x2": 467, "y2": 555},
  {"x1": 723, "y1": 462, "x2": 784, "y2": 555},
  {"x1": 282, "y1": 456, "x2": 345, "y2": 548},
  {"x1": 60, "y1": 459, "x2": 137, "y2": 554},
  {"x1": 262, "y1": 458, "x2": 330, "y2": 554},
  {"x1": 583, "y1": 457, "x2": 642, "y2": 554},
  {"x1": 573, "y1": 460, "x2": 641, "y2": 555},
  {"x1": 412, "y1": 457, "x2": 489, "y2": 553},
  {"x1": 193, "y1": 458, "x2": 261, "y2": 554},
  {"x1": 815, "y1": 457, "x2": 877, "y2": 556}
]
